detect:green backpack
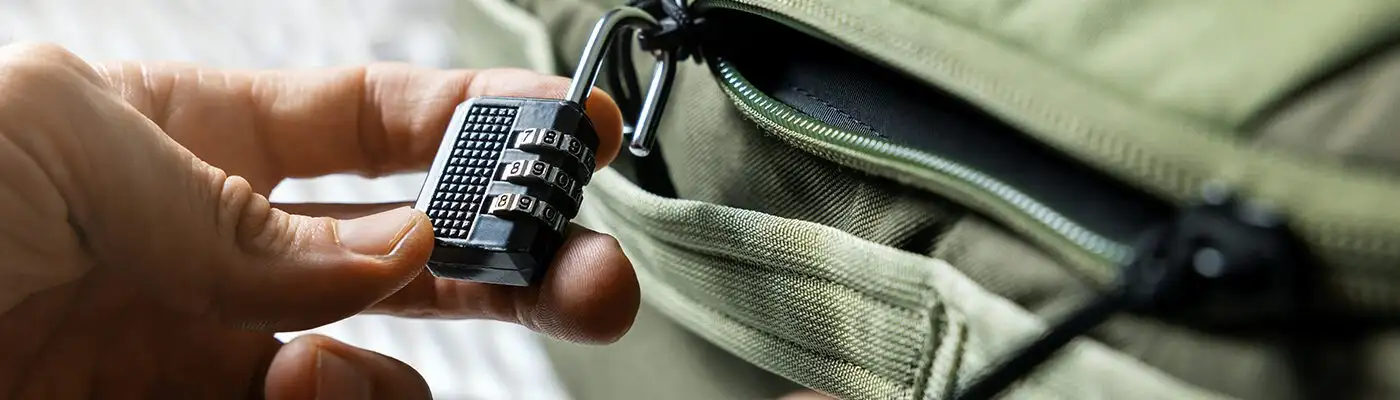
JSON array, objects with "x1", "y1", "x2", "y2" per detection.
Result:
[{"x1": 504, "y1": 0, "x2": 1400, "y2": 398}]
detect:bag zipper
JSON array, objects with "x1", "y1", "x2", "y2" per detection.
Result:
[
  {"x1": 713, "y1": 59, "x2": 1137, "y2": 275},
  {"x1": 691, "y1": 0, "x2": 1132, "y2": 282},
  {"x1": 678, "y1": 0, "x2": 1400, "y2": 311}
]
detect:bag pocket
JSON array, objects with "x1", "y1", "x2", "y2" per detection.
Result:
[
  {"x1": 573, "y1": 168, "x2": 1227, "y2": 400},
  {"x1": 692, "y1": 5, "x2": 1163, "y2": 285},
  {"x1": 683, "y1": 0, "x2": 1400, "y2": 317}
]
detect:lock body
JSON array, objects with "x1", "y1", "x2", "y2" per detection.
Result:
[
  {"x1": 415, "y1": 5, "x2": 674, "y2": 287},
  {"x1": 414, "y1": 96, "x2": 599, "y2": 286}
]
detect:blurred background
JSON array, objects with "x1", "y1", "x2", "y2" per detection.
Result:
[{"x1": 2, "y1": 0, "x2": 571, "y2": 398}]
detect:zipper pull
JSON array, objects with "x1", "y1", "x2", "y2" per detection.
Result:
[
  {"x1": 955, "y1": 186, "x2": 1309, "y2": 400},
  {"x1": 630, "y1": 0, "x2": 705, "y2": 64},
  {"x1": 1122, "y1": 186, "x2": 1309, "y2": 329}
]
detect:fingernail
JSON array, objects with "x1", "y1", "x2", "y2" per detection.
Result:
[
  {"x1": 317, "y1": 349, "x2": 372, "y2": 400},
  {"x1": 337, "y1": 207, "x2": 418, "y2": 256}
]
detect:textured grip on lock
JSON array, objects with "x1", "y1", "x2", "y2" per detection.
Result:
[{"x1": 414, "y1": 96, "x2": 599, "y2": 286}]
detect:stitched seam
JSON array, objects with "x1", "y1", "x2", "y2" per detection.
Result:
[
  {"x1": 620, "y1": 213, "x2": 923, "y2": 315},
  {"x1": 791, "y1": 85, "x2": 882, "y2": 137}
]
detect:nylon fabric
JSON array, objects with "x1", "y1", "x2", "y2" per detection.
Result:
[
  {"x1": 504, "y1": 0, "x2": 1400, "y2": 399},
  {"x1": 540, "y1": 300, "x2": 806, "y2": 399},
  {"x1": 580, "y1": 171, "x2": 953, "y2": 399},
  {"x1": 574, "y1": 168, "x2": 1228, "y2": 400},
  {"x1": 633, "y1": 0, "x2": 1400, "y2": 323},
  {"x1": 704, "y1": 0, "x2": 1400, "y2": 318}
]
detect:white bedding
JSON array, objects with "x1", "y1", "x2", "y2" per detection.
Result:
[{"x1": 2, "y1": 1, "x2": 570, "y2": 398}]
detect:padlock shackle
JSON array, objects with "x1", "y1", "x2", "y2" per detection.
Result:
[
  {"x1": 565, "y1": 6, "x2": 677, "y2": 158},
  {"x1": 564, "y1": 7, "x2": 659, "y2": 107},
  {"x1": 628, "y1": 50, "x2": 677, "y2": 157}
]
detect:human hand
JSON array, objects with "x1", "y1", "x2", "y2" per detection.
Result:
[{"x1": 0, "y1": 42, "x2": 638, "y2": 399}]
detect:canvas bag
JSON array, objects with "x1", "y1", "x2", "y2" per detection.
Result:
[{"x1": 502, "y1": 0, "x2": 1400, "y2": 398}]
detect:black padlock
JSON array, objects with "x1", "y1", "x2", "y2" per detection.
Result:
[{"x1": 413, "y1": 6, "x2": 677, "y2": 286}]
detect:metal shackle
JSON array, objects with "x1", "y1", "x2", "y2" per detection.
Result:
[{"x1": 564, "y1": 6, "x2": 678, "y2": 158}]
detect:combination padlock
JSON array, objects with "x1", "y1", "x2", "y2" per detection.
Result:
[{"x1": 414, "y1": 6, "x2": 678, "y2": 286}]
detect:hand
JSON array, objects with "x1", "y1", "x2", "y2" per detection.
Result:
[{"x1": 0, "y1": 42, "x2": 638, "y2": 399}]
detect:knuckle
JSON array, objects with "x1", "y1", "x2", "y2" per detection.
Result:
[
  {"x1": 0, "y1": 42, "x2": 104, "y2": 111},
  {"x1": 218, "y1": 172, "x2": 289, "y2": 255},
  {"x1": 0, "y1": 42, "x2": 92, "y2": 78}
]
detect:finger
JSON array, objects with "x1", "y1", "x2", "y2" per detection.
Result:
[
  {"x1": 368, "y1": 224, "x2": 639, "y2": 344},
  {"x1": 273, "y1": 202, "x2": 411, "y2": 220},
  {"x1": 93, "y1": 62, "x2": 625, "y2": 180},
  {"x1": 264, "y1": 334, "x2": 432, "y2": 400},
  {"x1": 1, "y1": 44, "x2": 436, "y2": 332}
]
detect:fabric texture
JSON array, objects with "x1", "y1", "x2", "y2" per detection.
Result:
[
  {"x1": 572, "y1": 168, "x2": 1226, "y2": 400},
  {"x1": 513, "y1": 0, "x2": 1400, "y2": 399},
  {"x1": 891, "y1": 0, "x2": 1400, "y2": 129},
  {"x1": 541, "y1": 299, "x2": 807, "y2": 400}
]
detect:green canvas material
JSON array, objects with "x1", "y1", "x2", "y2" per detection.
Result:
[
  {"x1": 676, "y1": 0, "x2": 1400, "y2": 316},
  {"x1": 499, "y1": 0, "x2": 1400, "y2": 398},
  {"x1": 890, "y1": 0, "x2": 1400, "y2": 130},
  {"x1": 566, "y1": 169, "x2": 1227, "y2": 400}
]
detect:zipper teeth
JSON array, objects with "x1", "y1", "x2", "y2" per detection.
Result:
[{"x1": 715, "y1": 61, "x2": 1135, "y2": 265}]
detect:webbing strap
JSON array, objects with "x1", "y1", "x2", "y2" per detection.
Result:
[{"x1": 574, "y1": 169, "x2": 1231, "y2": 400}]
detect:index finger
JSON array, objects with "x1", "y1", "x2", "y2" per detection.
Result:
[{"x1": 95, "y1": 62, "x2": 626, "y2": 180}]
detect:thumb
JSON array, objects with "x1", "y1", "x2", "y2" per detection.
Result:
[
  {"x1": 79, "y1": 116, "x2": 432, "y2": 331},
  {"x1": 108, "y1": 168, "x2": 434, "y2": 331},
  {"x1": 265, "y1": 334, "x2": 432, "y2": 400},
  {"x1": 213, "y1": 188, "x2": 435, "y2": 330}
]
